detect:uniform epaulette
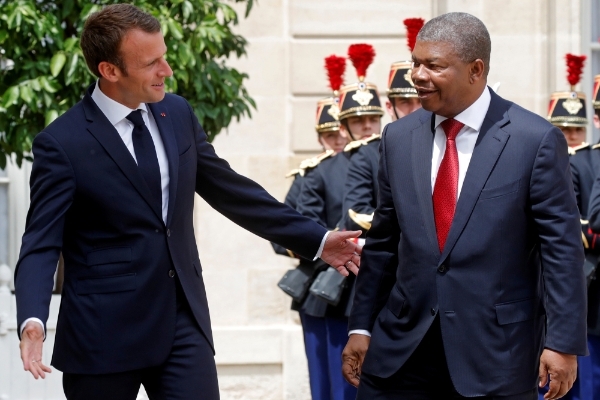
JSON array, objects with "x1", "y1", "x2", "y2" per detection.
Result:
[
  {"x1": 344, "y1": 133, "x2": 381, "y2": 153},
  {"x1": 292, "y1": 150, "x2": 334, "y2": 176},
  {"x1": 363, "y1": 133, "x2": 381, "y2": 143},
  {"x1": 285, "y1": 168, "x2": 302, "y2": 178},
  {"x1": 569, "y1": 142, "x2": 589, "y2": 155},
  {"x1": 592, "y1": 143, "x2": 600, "y2": 150}
]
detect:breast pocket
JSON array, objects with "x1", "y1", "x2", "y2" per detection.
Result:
[
  {"x1": 179, "y1": 144, "x2": 194, "y2": 166},
  {"x1": 77, "y1": 273, "x2": 136, "y2": 295},
  {"x1": 479, "y1": 179, "x2": 520, "y2": 201}
]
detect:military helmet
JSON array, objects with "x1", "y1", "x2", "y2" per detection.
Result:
[
  {"x1": 338, "y1": 44, "x2": 384, "y2": 121},
  {"x1": 316, "y1": 55, "x2": 346, "y2": 133},
  {"x1": 387, "y1": 18, "x2": 424, "y2": 99},
  {"x1": 547, "y1": 54, "x2": 588, "y2": 127}
]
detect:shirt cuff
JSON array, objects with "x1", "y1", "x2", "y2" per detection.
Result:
[
  {"x1": 20, "y1": 318, "x2": 46, "y2": 339},
  {"x1": 314, "y1": 231, "x2": 330, "y2": 260},
  {"x1": 348, "y1": 329, "x2": 371, "y2": 337}
]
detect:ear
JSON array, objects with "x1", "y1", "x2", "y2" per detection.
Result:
[
  {"x1": 97, "y1": 61, "x2": 122, "y2": 83},
  {"x1": 469, "y1": 59, "x2": 485, "y2": 84},
  {"x1": 385, "y1": 99, "x2": 395, "y2": 118}
]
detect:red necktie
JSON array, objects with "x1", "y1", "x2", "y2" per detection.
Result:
[{"x1": 433, "y1": 118, "x2": 464, "y2": 252}]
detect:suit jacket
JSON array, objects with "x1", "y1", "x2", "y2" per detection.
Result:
[
  {"x1": 350, "y1": 90, "x2": 587, "y2": 396},
  {"x1": 569, "y1": 144, "x2": 600, "y2": 335},
  {"x1": 14, "y1": 87, "x2": 327, "y2": 374}
]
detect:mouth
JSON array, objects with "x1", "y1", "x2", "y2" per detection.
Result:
[
  {"x1": 415, "y1": 87, "x2": 437, "y2": 99},
  {"x1": 152, "y1": 82, "x2": 165, "y2": 89}
]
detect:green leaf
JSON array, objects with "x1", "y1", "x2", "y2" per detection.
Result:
[
  {"x1": 0, "y1": 30, "x2": 8, "y2": 44},
  {"x1": 20, "y1": 85, "x2": 33, "y2": 103},
  {"x1": 167, "y1": 20, "x2": 183, "y2": 40},
  {"x1": 40, "y1": 76, "x2": 59, "y2": 93},
  {"x1": 64, "y1": 37, "x2": 78, "y2": 52},
  {"x1": 2, "y1": 86, "x2": 19, "y2": 108},
  {"x1": 65, "y1": 53, "x2": 79, "y2": 85},
  {"x1": 182, "y1": 1, "x2": 193, "y2": 20},
  {"x1": 50, "y1": 53, "x2": 67, "y2": 77},
  {"x1": 44, "y1": 110, "x2": 59, "y2": 127}
]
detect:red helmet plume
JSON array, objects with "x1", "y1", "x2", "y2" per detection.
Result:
[
  {"x1": 566, "y1": 53, "x2": 586, "y2": 87},
  {"x1": 403, "y1": 18, "x2": 425, "y2": 52},
  {"x1": 324, "y1": 55, "x2": 346, "y2": 93},
  {"x1": 348, "y1": 44, "x2": 375, "y2": 81}
]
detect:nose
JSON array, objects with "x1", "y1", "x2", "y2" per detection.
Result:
[
  {"x1": 411, "y1": 64, "x2": 427, "y2": 85},
  {"x1": 160, "y1": 58, "x2": 173, "y2": 77}
]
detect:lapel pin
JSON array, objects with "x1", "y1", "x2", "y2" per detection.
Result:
[{"x1": 160, "y1": 112, "x2": 166, "y2": 117}]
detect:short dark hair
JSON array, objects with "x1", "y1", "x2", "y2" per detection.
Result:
[
  {"x1": 417, "y1": 12, "x2": 491, "y2": 77},
  {"x1": 80, "y1": 4, "x2": 161, "y2": 78}
]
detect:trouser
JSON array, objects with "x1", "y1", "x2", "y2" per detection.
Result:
[
  {"x1": 63, "y1": 278, "x2": 219, "y2": 400},
  {"x1": 357, "y1": 317, "x2": 537, "y2": 400},
  {"x1": 300, "y1": 310, "x2": 357, "y2": 400}
]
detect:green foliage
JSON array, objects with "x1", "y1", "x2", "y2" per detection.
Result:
[{"x1": 0, "y1": 0, "x2": 256, "y2": 168}]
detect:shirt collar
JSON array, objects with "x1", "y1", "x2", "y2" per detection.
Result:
[
  {"x1": 90, "y1": 81, "x2": 148, "y2": 127},
  {"x1": 434, "y1": 86, "x2": 491, "y2": 132}
]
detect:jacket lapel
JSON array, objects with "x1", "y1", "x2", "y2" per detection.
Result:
[
  {"x1": 439, "y1": 91, "x2": 511, "y2": 262},
  {"x1": 82, "y1": 91, "x2": 164, "y2": 223},
  {"x1": 148, "y1": 102, "x2": 179, "y2": 226},
  {"x1": 411, "y1": 114, "x2": 439, "y2": 257}
]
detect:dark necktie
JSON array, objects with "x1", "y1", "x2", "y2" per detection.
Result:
[
  {"x1": 126, "y1": 110, "x2": 162, "y2": 213},
  {"x1": 433, "y1": 118, "x2": 464, "y2": 252}
]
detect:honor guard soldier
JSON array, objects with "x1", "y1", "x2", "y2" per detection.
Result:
[
  {"x1": 341, "y1": 18, "x2": 424, "y2": 234},
  {"x1": 296, "y1": 45, "x2": 384, "y2": 400},
  {"x1": 547, "y1": 54, "x2": 588, "y2": 148},
  {"x1": 541, "y1": 53, "x2": 591, "y2": 400},
  {"x1": 569, "y1": 73, "x2": 600, "y2": 400},
  {"x1": 273, "y1": 55, "x2": 350, "y2": 400}
]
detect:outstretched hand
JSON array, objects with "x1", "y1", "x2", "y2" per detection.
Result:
[
  {"x1": 539, "y1": 348, "x2": 577, "y2": 399},
  {"x1": 320, "y1": 230, "x2": 362, "y2": 276},
  {"x1": 20, "y1": 321, "x2": 51, "y2": 379}
]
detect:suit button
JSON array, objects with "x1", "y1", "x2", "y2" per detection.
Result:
[
  {"x1": 167, "y1": 229, "x2": 171, "y2": 237},
  {"x1": 430, "y1": 308, "x2": 436, "y2": 316},
  {"x1": 168, "y1": 269, "x2": 175, "y2": 278},
  {"x1": 437, "y1": 264, "x2": 446, "y2": 273}
]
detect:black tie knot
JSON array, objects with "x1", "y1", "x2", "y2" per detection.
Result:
[{"x1": 126, "y1": 110, "x2": 145, "y2": 129}]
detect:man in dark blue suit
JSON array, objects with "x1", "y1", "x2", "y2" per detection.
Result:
[
  {"x1": 14, "y1": 4, "x2": 361, "y2": 399},
  {"x1": 342, "y1": 12, "x2": 587, "y2": 400}
]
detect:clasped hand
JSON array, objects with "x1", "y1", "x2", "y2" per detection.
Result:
[{"x1": 320, "y1": 230, "x2": 363, "y2": 275}]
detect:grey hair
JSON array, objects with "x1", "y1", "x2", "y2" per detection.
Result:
[{"x1": 417, "y1": 12, "x2": 491, "y2": 76}]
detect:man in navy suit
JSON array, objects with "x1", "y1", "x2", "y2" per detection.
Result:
[
  {"x1": 15, "y1": 4, "x2": 361, "y2": 399},
  {"x1": 341, "y1": 12, "x2": 587, "y2": 400}
]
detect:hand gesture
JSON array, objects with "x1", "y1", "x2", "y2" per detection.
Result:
[
  {"x1": 320, "y1": 230, "x2": 362, "y2": 276},
  {"x1": 539, "y1": 348, "x2": 577, "y2": 399},
  {"x1": 20, "y1": 321, "x2": 51, "y2": 379},
  {"x1": 342, "y1": 334, "x2": 370, "y2": 387}
]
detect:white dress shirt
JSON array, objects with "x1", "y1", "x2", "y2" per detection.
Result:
[{"x1": 349, "y1": 87, "x2": 492, "y2": 337}]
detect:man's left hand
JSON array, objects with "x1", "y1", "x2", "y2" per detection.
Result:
[
  {"x1": 539, "y1": 348, "x2": 577, "y2": 399},
  {"x1": 321, "y1": 230, "x2": 362, "y2": 275}
]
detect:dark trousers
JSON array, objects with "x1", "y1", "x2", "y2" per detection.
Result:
[
  {"x1": 356, "y1": 317, "x2": 537, "y2": 400},
  {"x1": 63, "y1": 279, "x2": 219, "y2": 400}
]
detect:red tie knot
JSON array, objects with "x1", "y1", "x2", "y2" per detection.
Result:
[{"x1": 440, "y1": 118, "x2": 464, "y2": 141}]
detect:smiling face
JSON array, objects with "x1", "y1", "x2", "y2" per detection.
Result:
[
  {"x1": 98, "y1": 29, "x2": 173, "y2": 109},
  {"x1": 411, "y1": 40, "x2": 485, "y2": 118}
]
